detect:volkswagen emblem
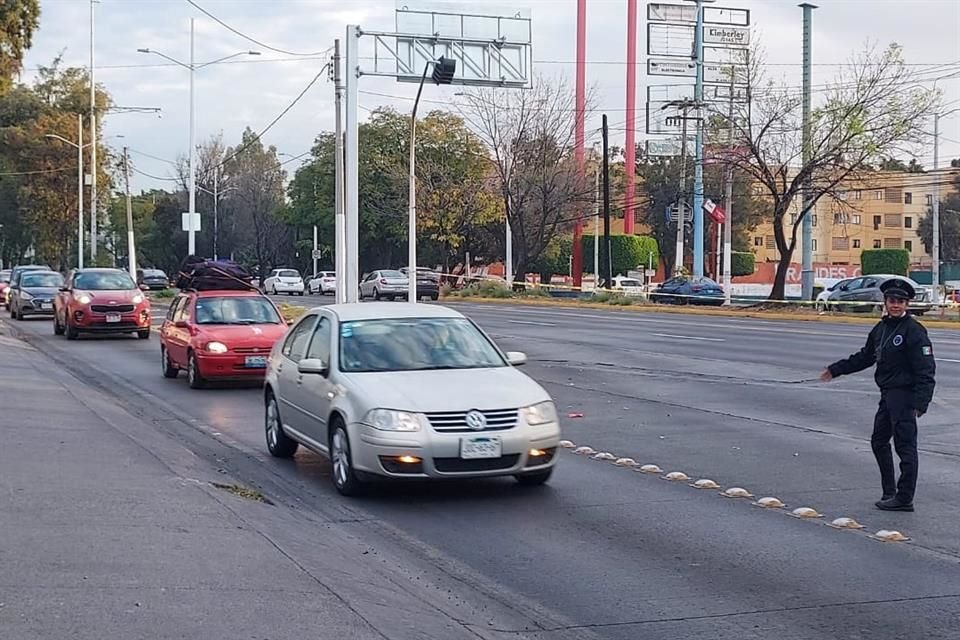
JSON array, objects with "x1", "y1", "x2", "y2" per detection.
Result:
[{"x1": 465, "y1": 410, "x2": 487, "y2": 431}]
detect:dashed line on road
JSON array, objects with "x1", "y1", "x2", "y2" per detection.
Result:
[
  {"x1": 508, "y1": 319, "x2": 557, "y2": 327},
  {"x1": 652, "y1": 333, "x2": 725, "y2": 342}
]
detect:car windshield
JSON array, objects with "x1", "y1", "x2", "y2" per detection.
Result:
[
  {"x1": 74, "y1": 272, "x2": 136, "y2": 290},
  {"x1": 194, "y1": 296, "x2": 281, "y2": 325},
  {"x1": 379, "y1": 270, "x2": 405, "y2": 278},
  {"x1": 339, "y1": 318, "x2": 506, "y2": 373},
  {"x1": 21, "y1": 273, "x2": 63, "y2": 288},
  {"x1": 278, "y1": 270, "x2": 299, "y2": 278}
]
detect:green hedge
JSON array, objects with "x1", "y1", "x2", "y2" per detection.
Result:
[
  {"x1": 581, "y1": 235, "x2": 659, "y2": 278},
  {"x1": 861, "y1": 249, "x2": 909, "y2": 276},
  {"x1": 731, "y1": 251, "x2": 755, "y2": 277}
]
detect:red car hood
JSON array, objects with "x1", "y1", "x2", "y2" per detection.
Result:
[
  {"x1": 77, "y1": 289, "x2": 144, "y2": 305},
  {"x1": 195, "y1": 323, "x2": 287, "y2": 349}
]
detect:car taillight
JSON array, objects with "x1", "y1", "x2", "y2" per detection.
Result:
[{"x1": 380, "y1": 279, "x2": 388, "y2": 285}]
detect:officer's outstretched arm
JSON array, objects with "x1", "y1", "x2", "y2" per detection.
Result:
[
  {"x1": 909, "y1": 328, "x2": 936, "y2": 414},
  {"x1": 828, "y1": 327, "x2": 877, "y2": 378}
]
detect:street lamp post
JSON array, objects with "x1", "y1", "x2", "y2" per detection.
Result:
[
  {"x1": 408, "y1": 56, "x2": 456, "y2": 303},
  {"x1": 45, "y1": 115, "x2": 89, "y2": 269},
  {"x1": 138, "y1": 22, "x2": 259, "y2": 256},
  {"x1": 932, "y1": 107, "x2": 960, "y2": 307}
]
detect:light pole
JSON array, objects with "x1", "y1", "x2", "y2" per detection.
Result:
[
  {"x1": 138, "y1": 22, "x2": 259, "y2": 256},
  {"x1": 45, "y1": 115, "x2": 89, "y2": 269},
  {"x1": 932, "y1": 107, "x2": 960, "y2": 307},
  {"x1": 90, "y1": 0, "x2": 98, "y2": 261},
  {"x1": 407, "y1": 56, "x2": 456, "y2": 303}
]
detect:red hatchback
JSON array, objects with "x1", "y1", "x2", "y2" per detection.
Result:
[
  {"x1": 55, "y1": 268, "x2": 151, "y2": 340},
  {"x1": 160, "y1": 290, "x2": 288, "y2": 388}
]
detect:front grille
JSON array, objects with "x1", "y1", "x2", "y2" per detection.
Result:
[
  {"x1": 425, "y1": 408, "x2": 518, "y2": 433},
  {"x1": 433, "y1": 454, "x2": 520, "y2": 473},
  {"x1": 234, "y1": 347, "x2": 269, "y2": 354},
  {"x1": 91, "y1": 304, "x2": 134, "y2": 313}
]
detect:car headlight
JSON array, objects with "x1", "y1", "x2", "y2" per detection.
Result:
[
  {"x1": 132, "y1": 294, "x2": 144, "y2": 304},
  {"x1": 204, "y1": 341, "x2": 228, "y2": 354},
  {"x1": 364, "y1": 409, "x2": 424, "y2": 432},
  {"x1": 20, "y1": 292, "x2": 33, "y2": 301},
  {"x1": 523, "y1": 401, "x2": 558, "y2": 426},
  {"x1": 74, "y1": 293, "x2": 92, "y2": 304}
]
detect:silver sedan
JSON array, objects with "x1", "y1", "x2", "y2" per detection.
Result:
[
  {"x1": 358, "y1": 269, "x2": 409, "y2": 301},
  {"x1": 263, "y1": 303, "x2": 561, "y2": 495}
]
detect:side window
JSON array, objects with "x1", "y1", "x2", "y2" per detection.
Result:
[
  {"x1": 845, "y1": 278, "x2": 863, "y2": 291},
  {"x1": 305, "y1": 317, "x2": 332, "y2": 362},
  {"x1": 173, "y1": 296, "x2": 191, "y2": 322},
  {"x1": 863, "y1": 278, "x2": 878, "y2": 289},
  {"x1": 166, "y1": 297, "x2": 183, "y2": 321},
  {"x1": 281, "y1": 315, "x2": 318, "y2": 363}
]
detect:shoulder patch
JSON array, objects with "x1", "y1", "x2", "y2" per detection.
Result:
[{"x1": 922, "y1": 345, "x2": 933, "y2": 356}]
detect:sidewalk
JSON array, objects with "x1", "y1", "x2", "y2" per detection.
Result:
[{"x1": 0, "y1": 331, "x2": 384, "y2": 639}]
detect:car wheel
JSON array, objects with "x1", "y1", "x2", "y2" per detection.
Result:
[
  {"x1": 330, "y1": 419, "x2": 364, "y2": 496},
  {"x1": 265, "y1": 393, "x2": 299, "y2": 458},
  {"x1": 373, "y1": 288, "x2": 381, "y2": 301},
  {"x1": 187, "y1": 351, "x2": 206, "y2": 389},
  {"x1": 53, "y1": 314, "x2": 65, "y2": 335},
  {"x1": 161, "y1": 346, "x2": 179, "y2": 378},
  {"x1": 65, "y1": 322, "x2": 79, "y2": 340},
  {"x1": 515, "y1": 467, "x2": 553, "y2": 486},
  {"x1": 137, "y1": 329, "x2": 150, "y2": 340},
  {"x1": 430, "y1": 293, "x2": 439, "y2": 301}
]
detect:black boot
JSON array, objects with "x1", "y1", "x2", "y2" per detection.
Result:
[{"x1": 876, "y1": 496, "x2": 914, "y2": 512}]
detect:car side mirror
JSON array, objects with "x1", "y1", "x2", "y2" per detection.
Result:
[
  {"x1": 506, "y1": 351, "x2": 527, "y2": 366},
  {"x1": 297, "y1": 358, "x2": 328, "y2": 376}
]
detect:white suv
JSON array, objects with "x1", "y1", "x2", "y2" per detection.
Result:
[{"x1": 263, "y1": 269, "x2": 305, "y2": 296}]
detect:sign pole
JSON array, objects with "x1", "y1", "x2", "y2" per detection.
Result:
[{"x1": 692, "y1": 0, "x2": 706, "y2": 278}]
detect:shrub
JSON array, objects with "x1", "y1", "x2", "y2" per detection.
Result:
[
  {"x1": 456, "y1": 279, "x2": 513, "y2": 298},
  {"x1": 581, "y1": 235, "x2": 659, "y2": 278},
  {"x1": 861, "y1": 249, "x2": 909, "y2": 275},
  {"x1": 731, "y1": 252, "x2": 755, "y2": 277},
  {"x1": 153, "y1": 288, "x2": 175, "y2": 299}
]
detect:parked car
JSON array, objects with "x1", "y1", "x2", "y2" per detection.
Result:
[
  {"x1": 6, "y1": 265, "x2": 52, "y2": 311},
  {"x1": 54, "y1": 268, "x2": 151, "y2": 340},
  {"x1": 359, "y1": 269, "x2": 409, "y2": 301},
  {"x1": 160, "y1": 290, "x2": 288, "y2": 389},
  {"x1": 0, "y1": 270, "x2": 11, "y2": 300},
  {"x1": 9, "y1": 270, "x2": 63, "y2": 320},
  {"x1": 650, "y1": 276, "x2": 725, "y2": 305},
  {"x1": 816, "y1": 277, "x2": 856, "y2": 312},
  {"x1": 308, "y1": 271, "x2": 337, "y2": 295},
  {"x1": 399, "y1": 267, "x2": 440, "y2": 301},
  {"x1": 263, "y1": 303, "x2": 560, "y2": 495},
  {"x1": 826, "y1": 274, "x2": 932, "y2": 315},
  {"x1": 611, "y1": 275, "x2": 645, "y2": 296},
  {"x1": 137, "y1": 268, "x2": 170, "y2": 290},
  {"x1": 263, "y1": 268, "x2": 305, "y2": 296}
]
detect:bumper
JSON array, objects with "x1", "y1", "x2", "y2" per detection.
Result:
[
  {"x1": 70, "y1": 309, "x2": 151, "y2": 332},
  {"x1": 196, "y1": 353, "x2": 270, "y2": 379},
  {"x1": 272, "y1": 283, "x2": 305, "y2": 293},
  {"x1": 351, "y1": 422, "x2": 561, "y2": 479},
  {"x1": 19, "y1": 301, "x2": 55, "y2": 315}
]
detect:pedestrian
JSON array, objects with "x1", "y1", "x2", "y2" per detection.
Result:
[{"x1": 819, "y1": 278, "x2": 936, "y2": 512}]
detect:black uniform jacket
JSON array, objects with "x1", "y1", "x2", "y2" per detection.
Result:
[{"x1": 828, "y1": 314, "x2": 937, "y2": 414}]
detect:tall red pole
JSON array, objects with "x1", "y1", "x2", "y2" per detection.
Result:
[
  {"x1": 624, "y1": 0, "x2": 637, "y2": 235},
  {"x1": 571, "y1": 0, "x2": 586, "y2": 288}
]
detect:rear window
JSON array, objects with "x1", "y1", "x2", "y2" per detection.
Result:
[
  {"x1": 278, "y1": 270, "x2": 300, "y2": 278},
  {"x1": 618, "y1": 279, "x2": 642, "y2": 287},
  {"x1": 380, "y1": 270, "x2": 405, "y2": 278},
  {"x1": 143, "y1": 269, "x2": 166, "y2": 277}
]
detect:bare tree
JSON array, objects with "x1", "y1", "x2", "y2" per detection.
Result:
[
  {"x1": 458, "y1": 77, "x2": 594, "y2": 279},
  {"x1": 718, "y1": 43, "x2": 938, "y2": 300}
]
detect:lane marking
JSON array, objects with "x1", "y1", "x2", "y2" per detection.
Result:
[
  {"x1": 508, "y1": 319, "x2": 557, "y2": 327},
  {"x1": 938, "y1": 357, "x2": 960, "y2": 363},
  {"x1": 652, "y1": 333, "x2": 725, "y2": 342}
]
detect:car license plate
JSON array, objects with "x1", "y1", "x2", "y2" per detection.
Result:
[
  {"x1": 41, "y1": 302, "x2": 52, "y2": 310},
  {"x1": 460, "y1": 436, "x2": 501, "y2": 459},
  {"x1": 105, "y1": 313, "x2": 121, "y2": 323},
  {"x1": 245, "y1": 355, "x2": 268, "y2": 368}
]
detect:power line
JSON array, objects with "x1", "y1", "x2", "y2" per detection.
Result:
[{"x1": 185, "y1": 0, "x2": 333, "y2": 57}]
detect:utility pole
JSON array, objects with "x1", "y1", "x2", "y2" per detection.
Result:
[
  {"x1": 89, "y1": 0, "x2": 97, "y2": 261},
  {"x1": 123, "y1": 147, "x2": 136, "y2": 280},
  {"x1": 594, "y1": 166, "x2": 600, "y2": 289},
  {"x1": 723, "y1": 75, "x2": 735, "y2": 305},
  {"x1": 212, "y1": 163, "x2": 219, "y2": 260},
  {"x1": 691, "y1": 0, "x2": 709, "y2": 278},
  {"x1": 187, "y1": 18, "x2": 197, "y2": 256},
  {"x1": 571, "y1": 0, "x2": 587, "y2": 289},
  {"x1": 333, "y1": 38, "x2": 346, "y2": 303},
  {"x1": 932, "y1": 112, "x2": 941, "y2": 306},
  {"x1": 77, "y1": 115, "x2": 85, "y2": 270},
  {"x1": 344, "y1": 26, "x2": 360, "y2": 303},
  {"x1": 602, "y1": 114, "x2": 612, "y2": 289},
  {"x1": 799, "y1": 3, "x2": 817, "y2": 302},
  {"x1": 623, "y1": 0, "x2": 637, "y2": 235},
  {"x1": 664, "y1": 99, "x2": 696, "y2": 275}
]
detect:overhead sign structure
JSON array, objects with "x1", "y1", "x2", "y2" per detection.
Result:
[
  {"x1": 649, "y1": 59, "x2": 747, "y2": 84},
  {"x1": 648, "y1": 3, "x2": 750, "y2": 26}
]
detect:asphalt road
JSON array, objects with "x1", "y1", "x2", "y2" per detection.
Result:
[{"x1": 6, "y1": 297, "x2": 960, "y2": 640}]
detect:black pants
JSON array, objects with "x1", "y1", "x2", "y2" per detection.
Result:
[{"x1": 872, "y1": 388, "x2": 919, "y2": 501}]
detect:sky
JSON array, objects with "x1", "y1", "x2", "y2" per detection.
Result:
[{"x1": 20, "y1": 0, "x2": 960, "y2": 193}]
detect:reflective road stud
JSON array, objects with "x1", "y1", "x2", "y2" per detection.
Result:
[
  {"x1": 573, "y1": 446, "x2": 596, "y2": 456},
  {"x1": 663, "y1": 471, "x2": 690, "y2": 481},
  {"x1": 592, "y1": 452, "x2": 616, "y2": 461},
  {"x1": 691, "y1": 479, "x2": 720, "y2": 489},
  {"x1": 637, "y1": 464, "x2": 663, "y2": 474},
  {"x1": 754, "y1": 497, "x2": 786, "y2": 509},
  {"x1": 829, "y1": 517, "x2": 865, "y2": 530},
  {"x1": 614, "y1": 457, "x2": 638, "y2": 467},
  {"x1": 872, "y1": 530, "x2": 909, "y2": 542},
  {"x1": 721, "y1": 487, "x2": 753, "y2": 498},
  {"x1": 559, "y1": 440, "x2": 576, "y2": 449},
  {"x1": 791, "y1": 507, "x2": 822, "y2": 518}
]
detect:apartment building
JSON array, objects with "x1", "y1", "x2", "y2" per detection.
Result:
[{"x1": 750, "y1": 169, "x2": 957, "y2": 268}]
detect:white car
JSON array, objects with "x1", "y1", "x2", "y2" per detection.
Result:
[
  {"x1": 263, "y1": 269, "x2": 305, "y2": 296},
  {"x1": 263, "y1": 303, "x2": 561, "y2": 495},
  {"x1": 815, "y1": 278, "x2": 849, "y2": 312},
  {"x1": 359, "y1": 269, "x2": 409, "y2": 301},
  {"x1": 308, "y1": 271, "x2": 336, "y2": 295}
]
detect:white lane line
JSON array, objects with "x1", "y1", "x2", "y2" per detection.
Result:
[
  {"x1": 508, "y1": 319, "x2": 557, "y2": 327},
  {"x1": 939, "y1": 357, "x2": 960, "y2": 363},
  {"x1": 652, "y1": 333, "x2": 726, "y2": 342}
]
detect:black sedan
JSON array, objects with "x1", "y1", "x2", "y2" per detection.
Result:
[
  {"x1": 400, "y1": 267, "x2": 441, "y2": 301},
  {"x1": 651, "y1": 276, "x2": 725, "y2": 306},
  {"x1": 9, "y1": 270, "x2": 64, "y2": 319},
  {"x1": 137, "y1": 268, "x2": 170, "y2": 290}
]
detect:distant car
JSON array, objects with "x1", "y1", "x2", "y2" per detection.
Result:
[
  {"x1": 263, "y1": 303, "x2": 560, "y2": 496},
  {"x1": 359, "y1": 269, "x2": 410, "y2": 301},
  {"x1": 651, "y1": 276, "x2": 724, "y2": 305},
  {"x1": 6, "y1": 265, "x2": 52, "y2": 311},
  {"x1": 263, "y1": 268, "x2": 305, "y2": 296},
  {"x1": 308, "y1": 271, "x2": 337, "y2": 295},
  {"x1": 826, "y1": 274, "x2": 932, "y2": 315},
  {"x1": 399, "y1": 267, "x2": 440, "y2": 301},
  {"x1": 9, "y1": 270, "x2": 63, "y2": 320},
  {"x1": 159, "y1": 290, "x2": 288, "y2": 389},
  {"x1": 816, "y1": 277, "x2": 856, "y2": 312},
  {"x1": 137, "y1": 268, "x2": 170, "y2": 290},
  {"x1": 0, "y1": 269, "x2": 11, "y2": 300},
  {"x1": 611, "y1": 275, "x2": 645, "y2": 296},
  {"x1": 54, "y1": 268, "x2": 151, "y2": 340}
]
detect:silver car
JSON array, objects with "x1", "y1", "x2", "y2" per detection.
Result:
[
  {"x1": 359, "y1": 269, "x2": 409, "y2": 301},
  {"x1": 263, "y1": 303, "x2": 561, "y2": 495}
]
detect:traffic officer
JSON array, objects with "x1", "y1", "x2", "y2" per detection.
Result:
[{"x1": 819, "y1": 278, "x2": 936, "y2": 511}]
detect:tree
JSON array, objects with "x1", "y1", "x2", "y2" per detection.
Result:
[
  {"x1": 0, "y1": 0, "x2": 40, "y2": 94},
  {"x1": 721, "y1": 44, "x2": 937, "y2": 299},
  {"x1": 459, "y1": 77, "x2": 594, "y2": 278},
  {"x1": 917, "y1": 172, "x2": 960, "y2": 261}
]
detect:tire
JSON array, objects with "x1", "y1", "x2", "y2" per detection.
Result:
[
  {"x1": 137, "y1": 329, "x2": 150, "y2": 340},
  {"x1": 515, "y1": 467, "x2": 553, "y2": 486},
  {"x1": 187, "y1": 351, "x2": 206, "y2": 389},
  {"x1": 265, "y1": 393, "x2": 298, "y2": 458},
  {"x1": 373, "y1": 288, "x2": 381, "y2": 301},
  {"x1": 430, "y1": 293, "x2": 439, "y2": 301},
  {"x1": 330, "y1": 419, "x2": 364, "y2": 496},
  {"x1": 160, "y1": 346, "x2": 179, "y2": 378},
  {"x1": 65, "y1": 322, "x2": 79, "y2": 340},
  {"x1": 53, "y1": 314, "x2": 65, "y2": 336}
]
